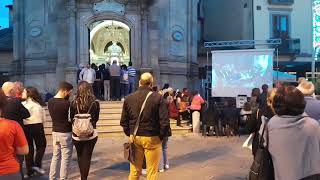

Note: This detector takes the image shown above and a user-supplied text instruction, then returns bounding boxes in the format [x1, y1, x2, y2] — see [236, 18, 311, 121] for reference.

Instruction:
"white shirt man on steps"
[79, 64, 96, 85]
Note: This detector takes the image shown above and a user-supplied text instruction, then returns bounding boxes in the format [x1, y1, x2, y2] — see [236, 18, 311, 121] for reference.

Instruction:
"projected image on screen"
[211, 49, 273, 97]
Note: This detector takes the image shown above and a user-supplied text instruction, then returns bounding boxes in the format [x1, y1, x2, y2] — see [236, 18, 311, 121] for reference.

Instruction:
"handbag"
[242, 133, 254, 150]
[249, 120, 275, 180]
[123, 91, 153, 163]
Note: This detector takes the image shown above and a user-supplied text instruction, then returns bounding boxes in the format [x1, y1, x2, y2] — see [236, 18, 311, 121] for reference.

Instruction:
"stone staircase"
[44, 101, 191, 138]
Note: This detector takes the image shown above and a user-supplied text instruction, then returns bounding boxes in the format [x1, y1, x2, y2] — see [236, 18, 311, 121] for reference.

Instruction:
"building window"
[271, 14, 290, 39]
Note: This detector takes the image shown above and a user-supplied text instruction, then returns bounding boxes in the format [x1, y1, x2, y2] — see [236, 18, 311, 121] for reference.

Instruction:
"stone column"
[67, 0, 77, 66]
[12, 0, 25, 80]
[140, 4, 151, 72]
[64, 0, 78, 86]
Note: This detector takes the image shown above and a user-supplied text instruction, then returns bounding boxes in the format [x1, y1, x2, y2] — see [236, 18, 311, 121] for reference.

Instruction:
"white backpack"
[72, 102, 95, 138]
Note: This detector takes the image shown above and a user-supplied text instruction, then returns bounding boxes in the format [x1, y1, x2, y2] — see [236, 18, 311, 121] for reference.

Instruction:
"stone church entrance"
[11, 0, 199, 92]
[89, 20, 131, 66]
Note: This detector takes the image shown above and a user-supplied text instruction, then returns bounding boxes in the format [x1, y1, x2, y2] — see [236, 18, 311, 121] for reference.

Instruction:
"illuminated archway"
[89, 20, 130, 65]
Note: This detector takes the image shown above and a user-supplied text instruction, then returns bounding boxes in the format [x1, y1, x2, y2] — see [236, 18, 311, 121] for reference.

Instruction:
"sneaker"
[32, 166, 45, 175]
[165, 164, 170, 169]
[159, 169, 165, 173]
[142, 169, 147, 175]
[24, 172, 35, 178]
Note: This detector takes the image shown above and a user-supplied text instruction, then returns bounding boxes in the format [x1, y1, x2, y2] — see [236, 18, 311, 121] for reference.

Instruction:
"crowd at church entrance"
[0, 72, 320, 180]
[77, 60, 137, 101]
[0, 72, 207, 180]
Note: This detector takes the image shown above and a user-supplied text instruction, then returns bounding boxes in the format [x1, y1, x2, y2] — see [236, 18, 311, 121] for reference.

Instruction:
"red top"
[0, 119, 28, 175]
[168, 102, 179, 119]
[190, 94, 205, 111]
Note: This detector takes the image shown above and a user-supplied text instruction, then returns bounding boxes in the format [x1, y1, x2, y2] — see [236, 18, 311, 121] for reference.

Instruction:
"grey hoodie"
[268, 115, 320, 180]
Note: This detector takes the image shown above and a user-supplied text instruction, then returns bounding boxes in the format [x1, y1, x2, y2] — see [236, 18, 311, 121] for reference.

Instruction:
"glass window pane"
[280, 16, 287, 31]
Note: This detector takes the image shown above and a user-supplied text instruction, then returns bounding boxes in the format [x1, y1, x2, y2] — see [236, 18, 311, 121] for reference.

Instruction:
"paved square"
[33, 135, 252, 180]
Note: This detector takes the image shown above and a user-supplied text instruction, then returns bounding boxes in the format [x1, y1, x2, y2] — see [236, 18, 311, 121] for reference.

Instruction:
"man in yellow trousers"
[120, 72, 170, 180]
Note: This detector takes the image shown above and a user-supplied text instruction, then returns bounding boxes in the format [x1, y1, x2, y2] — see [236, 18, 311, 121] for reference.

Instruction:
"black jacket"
[120, 86, 170, 139]
[245, 105, 274, 156]
[2, 96, 30, 126]
[102, 69, 110, 81]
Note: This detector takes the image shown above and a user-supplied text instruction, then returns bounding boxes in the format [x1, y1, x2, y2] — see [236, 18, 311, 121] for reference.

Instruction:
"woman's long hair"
[73, 81, 96, 111]
[25, 87, 46, 106]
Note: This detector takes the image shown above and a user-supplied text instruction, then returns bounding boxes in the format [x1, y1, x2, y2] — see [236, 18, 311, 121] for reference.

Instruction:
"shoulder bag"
[249, 120, 275, 180]
[123, 91, 153, 163]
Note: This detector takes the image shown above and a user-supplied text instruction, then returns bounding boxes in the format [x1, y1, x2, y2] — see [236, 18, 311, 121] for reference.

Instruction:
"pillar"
[140, 3, 151, 71]
[68, 0, 77, 66]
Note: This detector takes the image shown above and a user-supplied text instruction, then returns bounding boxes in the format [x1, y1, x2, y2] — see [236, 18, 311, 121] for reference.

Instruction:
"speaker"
[198, 67, 206, 79]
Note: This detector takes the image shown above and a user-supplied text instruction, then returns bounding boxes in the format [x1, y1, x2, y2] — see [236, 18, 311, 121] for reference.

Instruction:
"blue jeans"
[159, 137, 169, 170]
[49, 132, 73, 180]
[128, 76, 136, 94]
[121, 83, 129, 98]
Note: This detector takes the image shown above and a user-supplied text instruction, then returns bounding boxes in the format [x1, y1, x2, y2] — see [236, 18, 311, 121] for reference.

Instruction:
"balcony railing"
[268, 0, 294, 5]
[277, 38, 300, 56]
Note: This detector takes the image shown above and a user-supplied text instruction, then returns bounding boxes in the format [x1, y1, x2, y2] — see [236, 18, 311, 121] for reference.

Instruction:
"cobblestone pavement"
[29, 135, 252, 180]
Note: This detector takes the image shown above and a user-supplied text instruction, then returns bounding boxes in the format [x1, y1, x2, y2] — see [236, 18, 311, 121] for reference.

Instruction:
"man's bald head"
[2, 82, 15, 97]
[139, 72, 153, 87]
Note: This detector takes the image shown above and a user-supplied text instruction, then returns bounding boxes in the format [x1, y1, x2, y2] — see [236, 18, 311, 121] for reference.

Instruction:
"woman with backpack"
[21, 87, 47, 177]
[69, 81, 100, 180]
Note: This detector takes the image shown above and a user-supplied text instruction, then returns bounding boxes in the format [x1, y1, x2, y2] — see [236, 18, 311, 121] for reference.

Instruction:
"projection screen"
[211, 49, 274, 97]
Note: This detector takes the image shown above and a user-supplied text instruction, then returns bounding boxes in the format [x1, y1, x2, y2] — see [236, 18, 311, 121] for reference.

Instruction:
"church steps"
[44, 114, 122, 121]
[44, 101, 191, 138]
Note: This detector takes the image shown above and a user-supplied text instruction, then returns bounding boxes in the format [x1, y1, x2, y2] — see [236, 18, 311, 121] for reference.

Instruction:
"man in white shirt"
[79, 64, 96, 85]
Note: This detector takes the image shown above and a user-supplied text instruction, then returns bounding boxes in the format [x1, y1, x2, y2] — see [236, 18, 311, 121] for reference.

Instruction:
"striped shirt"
[127, 66, 136, 77]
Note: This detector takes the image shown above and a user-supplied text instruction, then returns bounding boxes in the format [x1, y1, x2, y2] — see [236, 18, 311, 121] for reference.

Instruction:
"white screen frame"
[211, 49, 274, 97]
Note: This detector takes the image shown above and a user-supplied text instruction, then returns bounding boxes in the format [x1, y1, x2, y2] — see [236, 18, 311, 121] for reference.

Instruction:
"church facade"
[11, 0, 199, 92]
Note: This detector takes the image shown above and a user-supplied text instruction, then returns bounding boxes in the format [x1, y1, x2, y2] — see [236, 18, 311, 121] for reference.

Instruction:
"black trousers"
[17, 155, 24, 179]
[93, 81, 102, 99]
[110, 76, 120, 100]
[73, 137, 98, 180]
[24, 123, 47, 175]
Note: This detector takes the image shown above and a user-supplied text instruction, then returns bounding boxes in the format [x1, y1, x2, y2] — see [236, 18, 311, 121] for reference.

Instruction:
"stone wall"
[0, 52, 13, 72]
[13, 0, 199, 92]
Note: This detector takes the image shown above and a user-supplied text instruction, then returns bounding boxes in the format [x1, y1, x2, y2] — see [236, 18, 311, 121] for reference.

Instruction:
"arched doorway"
[89, 20, 131, 66]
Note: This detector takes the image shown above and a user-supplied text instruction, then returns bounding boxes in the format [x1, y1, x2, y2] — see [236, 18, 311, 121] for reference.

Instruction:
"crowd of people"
[243, 79, 320, 180]
[0, 80, 102, 180]
[77, 61, 136, 101]
[0, 73, 320, 180]
[0, 73, 201, 180]
[155, 85, 206, 134]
